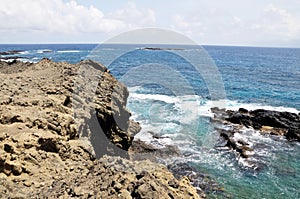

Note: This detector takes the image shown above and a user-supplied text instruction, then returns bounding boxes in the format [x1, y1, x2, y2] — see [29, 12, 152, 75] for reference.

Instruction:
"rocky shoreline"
[212, 107, 300, 170]
[0, 50, 25, 62]
[0, 59, 201, 198]
[1, 58, 299, 198]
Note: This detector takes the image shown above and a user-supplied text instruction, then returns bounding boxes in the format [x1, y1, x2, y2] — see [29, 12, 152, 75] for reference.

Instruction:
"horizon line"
[0, 42, 299, 49]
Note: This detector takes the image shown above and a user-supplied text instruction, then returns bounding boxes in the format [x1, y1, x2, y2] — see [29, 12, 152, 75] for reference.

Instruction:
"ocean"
[1, 44, 299, 198]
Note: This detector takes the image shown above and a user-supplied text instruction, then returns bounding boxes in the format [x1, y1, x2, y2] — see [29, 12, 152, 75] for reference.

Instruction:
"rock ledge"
[0, 59, 200, 198]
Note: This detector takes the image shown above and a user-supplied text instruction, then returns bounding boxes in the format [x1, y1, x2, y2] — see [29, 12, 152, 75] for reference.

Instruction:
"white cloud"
[170, 15, 207, 39]
[170, 11, 236, 44]
[170, 3, 300, 46]
[0, 0, 125, 33]
[1, 0, 300, 46]
[231, 16, 243, 27]
[258, 4, 300, 39]
[0, 0, 156, 35]
[110, 2, 156, 28]
[239, 4, 300, 46]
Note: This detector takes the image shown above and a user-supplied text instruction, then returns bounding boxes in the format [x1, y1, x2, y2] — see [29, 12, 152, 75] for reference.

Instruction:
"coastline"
[0, 57, 299, 198]
[0, 59, 201, 198]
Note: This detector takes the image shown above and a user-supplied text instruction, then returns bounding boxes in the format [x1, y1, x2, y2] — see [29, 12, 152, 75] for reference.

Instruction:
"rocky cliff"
[0, 59, 200, 198]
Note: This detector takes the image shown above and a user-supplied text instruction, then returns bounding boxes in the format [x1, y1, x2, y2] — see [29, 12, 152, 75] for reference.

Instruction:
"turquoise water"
[1, 44, 299, 198]
[128, 93, 300, 198]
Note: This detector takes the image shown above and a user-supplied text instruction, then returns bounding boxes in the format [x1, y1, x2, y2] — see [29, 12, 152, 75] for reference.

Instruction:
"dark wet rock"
[0, 50, 23, 55]
[226, 112, 252, 128]
[286, 128, 300, 141]
[141, 47, 184, 51]
[238, 108, 249, 113]
[0, 56, 25, 61]
[130, 134, 229, 198]
[210, 107, 228, 124]
[0, 50, 26, 63]
[211, 107, 300, 171]
[129, 138, 180, 162]
[219, 128, 253, 159]
[168, 163, 230, 198]
[224, 108, 300, 141]
[250, 109, 298, 129]
[219, 130, 235, 140]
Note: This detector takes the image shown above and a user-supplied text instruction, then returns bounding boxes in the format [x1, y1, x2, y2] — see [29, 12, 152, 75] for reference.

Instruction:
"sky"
[0, 0, 300, 47]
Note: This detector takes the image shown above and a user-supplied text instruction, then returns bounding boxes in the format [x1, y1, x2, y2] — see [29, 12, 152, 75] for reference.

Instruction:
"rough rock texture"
[70, 59, 141, 158]
[167, 163, 229, 198]
[211, 107, 300, 170]
[0, 59, 200, 198]
[129, 132, 223, 198]
[225, 108, 300, 141]
[0, 58, 140, 157]
[0, 155, 200, 198]
[0, 60, 32, 73]
[129, 132, 181, 163]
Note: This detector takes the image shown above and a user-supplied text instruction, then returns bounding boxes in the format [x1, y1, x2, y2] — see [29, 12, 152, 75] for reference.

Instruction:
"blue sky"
[1, 0, 300, 47]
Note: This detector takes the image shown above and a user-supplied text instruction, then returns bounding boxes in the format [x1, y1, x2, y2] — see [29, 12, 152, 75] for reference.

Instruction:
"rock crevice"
[0, 59, 200, 198]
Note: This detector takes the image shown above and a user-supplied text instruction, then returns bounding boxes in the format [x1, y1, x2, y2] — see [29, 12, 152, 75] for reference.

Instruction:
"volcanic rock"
[0, 59, 200, 198]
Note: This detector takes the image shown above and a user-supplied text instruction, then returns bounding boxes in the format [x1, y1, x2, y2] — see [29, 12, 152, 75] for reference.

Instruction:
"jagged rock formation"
[211, 107, 300, 170]
[0, 59, 200, 198]
[222, 108, 300, 141]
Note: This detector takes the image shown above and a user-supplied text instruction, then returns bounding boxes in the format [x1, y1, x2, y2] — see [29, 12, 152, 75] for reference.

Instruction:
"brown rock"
[0, 59, 201, 198]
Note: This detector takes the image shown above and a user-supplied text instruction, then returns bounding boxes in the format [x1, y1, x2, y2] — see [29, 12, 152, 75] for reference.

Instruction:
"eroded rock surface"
[225, 108, 300, 141]
[211, 107, 300, 170]
[0, 59, 200, 198]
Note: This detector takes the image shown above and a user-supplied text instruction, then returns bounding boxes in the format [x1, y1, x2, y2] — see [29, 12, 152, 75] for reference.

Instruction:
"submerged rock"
[167, 163, 230, 198]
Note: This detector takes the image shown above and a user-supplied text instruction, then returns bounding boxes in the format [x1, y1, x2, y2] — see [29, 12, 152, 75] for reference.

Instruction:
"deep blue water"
[1, 44, 300, 198]
[207, 46, 300, 110]
[1, 44, 299, 110]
